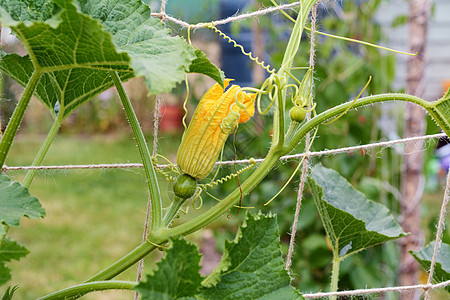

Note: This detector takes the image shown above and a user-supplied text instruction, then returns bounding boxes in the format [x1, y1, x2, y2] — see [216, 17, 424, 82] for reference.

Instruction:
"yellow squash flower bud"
[177, 80, 256, 179]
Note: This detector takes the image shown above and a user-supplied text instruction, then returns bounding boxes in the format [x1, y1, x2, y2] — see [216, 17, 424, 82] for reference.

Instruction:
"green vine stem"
[270, 0, 319, 148]
[278, 0, 319, 74]
[284, 93, 432, 153]
[37, 280, 136, 300]
[86, 239, 159, 282]
[109, 71, 163, 230]
[22, 114, 63, 188]
[162, 196, 188, 227]
[330, 250, 341, 300]
[161, 150, 282, 238]
[0, 70, 41, 167]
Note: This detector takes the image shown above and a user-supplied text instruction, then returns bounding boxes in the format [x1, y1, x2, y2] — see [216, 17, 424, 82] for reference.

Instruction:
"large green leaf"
[135, 238, 203, 300]
[0, 53, 132, 118]
[78, 0, 224, 88]
[308, 164, 406, 258]
[0, 0, 54, 22]
[411, 242, 450, 293]
[199, 213, 302, 300]
[136, 214, 302, 300]
[77, 0, 198, 95]
[0, 0, 133, 118]
[0, 175, 45, 236]
[0, 0, 223, 119]
[0, 238, 28, 287]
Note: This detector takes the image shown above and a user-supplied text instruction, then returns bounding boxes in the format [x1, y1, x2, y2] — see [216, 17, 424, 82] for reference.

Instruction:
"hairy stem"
[284, 93, 430, 153]
[164, 149, 282, 238]
[22, 115, 63, 188]
[109, 71, 162, 230]
[37, 281, 136, 300]
[330, 250, 341, 300]
[162, 196, 188, 227]
[0, 70, 41, 167]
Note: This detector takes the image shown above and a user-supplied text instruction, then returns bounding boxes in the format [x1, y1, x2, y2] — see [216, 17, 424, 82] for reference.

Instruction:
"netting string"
[150, 1, 305, 29]
[285, 1, 319, 271]
[302, 280, 450, 298]
[4, 133, 445, 171]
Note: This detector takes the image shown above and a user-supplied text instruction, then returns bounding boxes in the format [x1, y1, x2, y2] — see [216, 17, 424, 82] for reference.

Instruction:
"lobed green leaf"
[135, 238, 203, 300]
[0, 238, 28, 263]
[308, 164, 406, 258]
[0, 0, 224, 119]
[136, 214, 302, 299]
[0, 175, 45, 236]
[199, 213, 302, 300]
[0, 238, 28, 288]
[0, 264, 10, 287]
[0, 0, 54, 22]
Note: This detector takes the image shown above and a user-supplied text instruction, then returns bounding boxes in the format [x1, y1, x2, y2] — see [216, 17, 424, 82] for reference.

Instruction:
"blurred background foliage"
[1, 0, 448, 299]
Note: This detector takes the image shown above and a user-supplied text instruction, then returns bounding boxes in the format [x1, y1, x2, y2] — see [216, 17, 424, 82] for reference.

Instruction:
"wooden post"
[400, 1, 432, 299]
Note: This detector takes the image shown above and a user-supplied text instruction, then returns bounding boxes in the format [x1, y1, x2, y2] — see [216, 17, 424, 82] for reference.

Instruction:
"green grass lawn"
[5, 133, 182, 299]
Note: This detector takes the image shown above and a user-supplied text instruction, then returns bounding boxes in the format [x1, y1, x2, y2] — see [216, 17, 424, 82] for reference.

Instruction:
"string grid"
[5, 1, 449, 298]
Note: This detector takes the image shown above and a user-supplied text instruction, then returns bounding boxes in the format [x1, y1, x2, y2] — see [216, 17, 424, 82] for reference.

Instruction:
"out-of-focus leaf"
[411, 241, 450, 293]
[0, 175, 45, 236]
[0, 238, 28, 288]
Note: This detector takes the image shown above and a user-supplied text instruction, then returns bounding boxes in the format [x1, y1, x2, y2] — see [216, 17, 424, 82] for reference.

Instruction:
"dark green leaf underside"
[0, 0, 223, 119]
[136, 214, 302, 300]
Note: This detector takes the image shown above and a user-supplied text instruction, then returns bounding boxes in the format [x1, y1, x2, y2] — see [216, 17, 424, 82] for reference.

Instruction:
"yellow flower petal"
[177, 81, 255, 179]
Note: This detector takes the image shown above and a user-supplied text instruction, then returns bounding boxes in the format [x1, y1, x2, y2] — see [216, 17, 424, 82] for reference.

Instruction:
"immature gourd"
[173, 174, 197, 199]
[290, 106, 307, 123]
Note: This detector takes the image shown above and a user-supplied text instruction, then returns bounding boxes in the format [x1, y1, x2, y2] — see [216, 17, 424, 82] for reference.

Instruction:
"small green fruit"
[173, 174, 197, 199]
[290, 106, 307, 123]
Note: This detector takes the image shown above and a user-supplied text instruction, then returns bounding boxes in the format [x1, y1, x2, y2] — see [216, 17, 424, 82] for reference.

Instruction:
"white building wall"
[376, 0, 450, 100]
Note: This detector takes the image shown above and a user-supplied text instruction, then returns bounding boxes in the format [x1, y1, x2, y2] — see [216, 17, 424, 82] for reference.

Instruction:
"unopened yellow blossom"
[177, 80, 256, 179]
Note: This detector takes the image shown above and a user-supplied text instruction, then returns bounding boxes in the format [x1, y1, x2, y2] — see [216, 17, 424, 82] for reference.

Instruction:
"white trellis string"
[285, 1, 319, 271]
[302, 280, 450, 298]
[150, 1, 306, 29]
[3, 133, 445, 171]
[424, 168, 450, 300]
